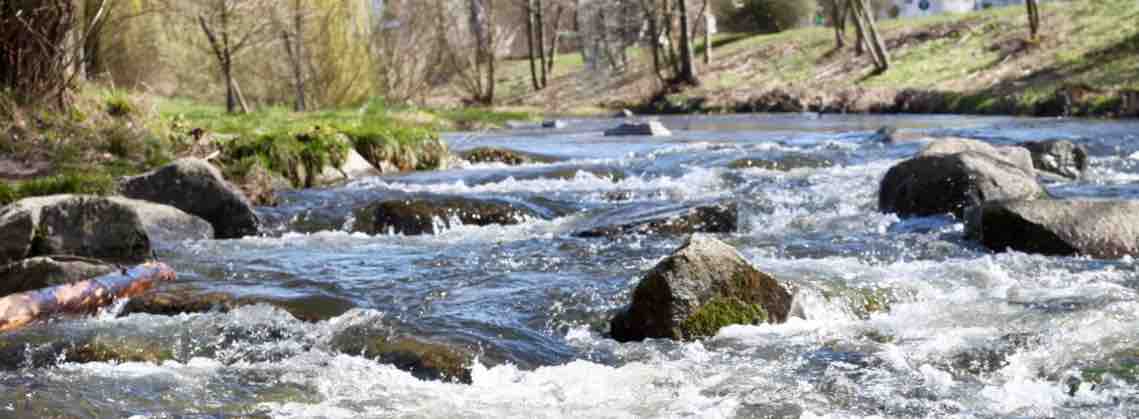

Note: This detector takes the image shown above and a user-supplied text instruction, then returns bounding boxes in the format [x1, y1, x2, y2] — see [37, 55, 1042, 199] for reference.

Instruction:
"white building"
[893, 0, 977, 18]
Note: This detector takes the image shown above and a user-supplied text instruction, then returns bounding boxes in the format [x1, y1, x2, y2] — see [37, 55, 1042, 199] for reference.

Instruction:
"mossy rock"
[680, 297, 768, 338]
[0, 334, 174, 369]
[458, 147, 560, 166]
[820, 286, 894, 319]
[330, 327, 472, 383]
[727, 155, 835, 171]
[610, 234, 792, 342]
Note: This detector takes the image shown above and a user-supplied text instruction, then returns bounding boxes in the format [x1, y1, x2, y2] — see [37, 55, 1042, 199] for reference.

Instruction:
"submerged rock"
[574, 202, 737, 238]
[0, 256, 116, 297]
[120, 158, 261, 239]
[727, 155, 835, 171]
[966, 199, 1139, 258]
[458, 147, 560, 166]
[879, 151, 1048, 218]
[354, 196, 542, 236]
[869, 126, 897, 143]
[609, 234, 792, 342]
[0, 334, 174, 369]
[121, 290, 357, 322]
[542, 120, 567, 129]
[604, 121, 671, 137]
[1020, 139, 1089, 179]
[0, 195, 211, 265]
[330, 326, 473, 383]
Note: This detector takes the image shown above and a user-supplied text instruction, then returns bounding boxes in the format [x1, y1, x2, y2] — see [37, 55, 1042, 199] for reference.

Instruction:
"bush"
[222, 126, 351, 188]
[104, 91, 136, 118]
[715, 0, 819, 34]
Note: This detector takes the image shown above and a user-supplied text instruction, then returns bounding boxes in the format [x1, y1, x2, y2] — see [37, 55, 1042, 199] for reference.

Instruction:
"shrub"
[222, 126, 350, 188]
[715, 0, 819, 34]
[104, 91, 136, 118]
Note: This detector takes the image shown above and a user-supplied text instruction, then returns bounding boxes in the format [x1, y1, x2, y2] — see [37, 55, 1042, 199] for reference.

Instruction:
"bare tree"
[849, 0, 888, 73]
[279, 0, 309, 111]
[828, 0, 847, 49]
[1, 0, 113, 107]
[196, 0, 275, 113]
[1025, 0, 1040, 40]
[675, 0, 698, 85]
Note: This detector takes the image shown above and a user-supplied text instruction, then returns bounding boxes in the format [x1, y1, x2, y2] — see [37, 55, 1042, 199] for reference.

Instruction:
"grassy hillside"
[494, 0, 1139, 117]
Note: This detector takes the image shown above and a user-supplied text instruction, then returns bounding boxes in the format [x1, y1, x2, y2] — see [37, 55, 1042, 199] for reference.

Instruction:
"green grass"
[493, 0, 1139, 116]
[0, 173, 118, 206]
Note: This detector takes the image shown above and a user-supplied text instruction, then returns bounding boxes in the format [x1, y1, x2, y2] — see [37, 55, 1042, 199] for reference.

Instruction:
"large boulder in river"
[574, 202, 738, 238]
[918, 138, 1035, 174]
[354, 196, 543, 236]
[609, 235, 792, 342]
[0, 256, 116, 297]
[1019, 139, 1088, 179]
[120, 158, 260, 239]
[0, 195, 212, 265]
[966, 199, 1139, 258]
[879, 151, 1048, 218]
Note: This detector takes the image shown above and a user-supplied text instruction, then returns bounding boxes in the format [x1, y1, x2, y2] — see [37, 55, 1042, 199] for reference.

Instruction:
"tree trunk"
[858, 0, 889, 72]
[831, 0, 846, 49]
[1026, 0, 1040, 40]
[676, 0, 698, 85]
[546, 5, 564, 74]
[290, 0, 307, 111]
[535, 0, 547, 88]
[702, 0, 710, 65]
[525, 0, 540, 91]
[484, 0, 496, 104]
[847, 0, 864, 55]
[0, 263, 176, 333]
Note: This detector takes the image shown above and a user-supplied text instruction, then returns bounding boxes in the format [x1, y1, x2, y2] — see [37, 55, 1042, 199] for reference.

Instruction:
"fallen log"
[0, 262, 176, 332]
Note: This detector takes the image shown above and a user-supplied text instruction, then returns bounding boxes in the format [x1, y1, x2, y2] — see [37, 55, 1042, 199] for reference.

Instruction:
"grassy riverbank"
[495, 0, 1138, 117]
[0, 90, 538, 205]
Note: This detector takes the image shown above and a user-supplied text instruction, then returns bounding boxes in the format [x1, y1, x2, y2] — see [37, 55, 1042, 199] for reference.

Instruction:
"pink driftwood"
[0, 262, 176, 332]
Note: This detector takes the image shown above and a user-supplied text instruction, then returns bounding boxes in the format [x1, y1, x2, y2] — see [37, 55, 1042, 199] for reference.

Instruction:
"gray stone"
[354, 196, 543, 236]
[919, 138, 1035, 174]
[315, 147, 381, 185]
[879, 151, 1048, 218]
[0, 195, 211, 265]
[609, 234, 792, 342]
[1020, 139, 1089, 179]
[574, 202, 738, 238]
[966, 199, 1139, 259]
[604, 121, 672, 137]
[120, 158, 260, 239]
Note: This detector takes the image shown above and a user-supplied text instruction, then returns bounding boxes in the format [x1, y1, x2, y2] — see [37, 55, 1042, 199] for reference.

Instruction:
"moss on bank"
[0, 173, 118, 206]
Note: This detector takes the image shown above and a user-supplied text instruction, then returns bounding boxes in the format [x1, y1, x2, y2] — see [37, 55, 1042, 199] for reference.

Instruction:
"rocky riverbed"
[2, 114, 1139, 418]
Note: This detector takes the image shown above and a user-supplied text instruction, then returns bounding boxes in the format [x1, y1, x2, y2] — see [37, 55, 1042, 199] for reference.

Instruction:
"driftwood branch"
[0, 262, 176, 332]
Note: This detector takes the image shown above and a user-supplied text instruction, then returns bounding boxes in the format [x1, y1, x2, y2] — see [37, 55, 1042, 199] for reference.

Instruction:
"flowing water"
[3, 114, 1139, 418]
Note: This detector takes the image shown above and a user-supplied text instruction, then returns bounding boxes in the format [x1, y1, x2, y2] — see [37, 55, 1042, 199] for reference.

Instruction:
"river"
[3, 114, 1139, 418]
